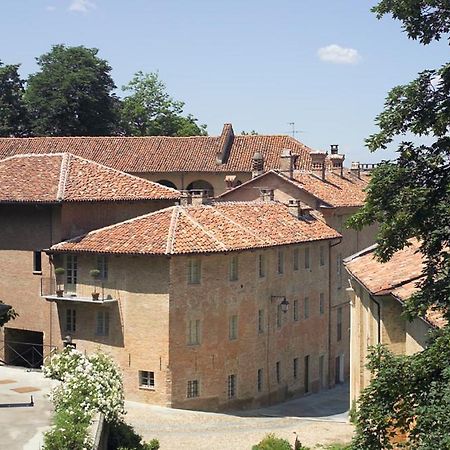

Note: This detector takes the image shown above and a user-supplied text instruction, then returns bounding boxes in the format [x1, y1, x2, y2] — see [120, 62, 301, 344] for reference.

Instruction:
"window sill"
[33, 271, 42, 275]
[139, 386, 155, 391]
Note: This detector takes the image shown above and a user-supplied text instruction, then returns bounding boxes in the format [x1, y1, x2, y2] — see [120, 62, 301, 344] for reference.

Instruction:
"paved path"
[0, 365, 56, 450]
[126, 384, 353, 450]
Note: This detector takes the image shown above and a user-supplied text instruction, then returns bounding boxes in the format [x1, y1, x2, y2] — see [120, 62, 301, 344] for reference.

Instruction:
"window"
[293, 248, 299, 271]
[187, 380, 199, 398]
[319, 293, 325, 315]
[65, 308, 76, 332]
[229, 315, 238, 340]
[66, 254, 78, 286]
[97, 255, 108, 280]
[33, 251, 42, 273]
[293, 358, 298, 379]
[320, 246, 325, 266]
[188, 258, 201, 284]
[139, 370, 155, 389]
[96, 310, 110, 336]
[229, 255, 238, 281]
[293, 300, 299, 321]
[257, 368, 263, 392]
[188, 319, 201, 345]
[276, 303, 282, 328]
[337, 253, 342, 288]
[304, 247, 310, 269]
[277, 249, 284, 274]
[227, 374, 236, 399]
[258, 309, 264, 334]
[337, 307, 342, 341]
[276, 361, 281, 384]
[258, 254, 266, 278]
[304, 355, 310, 393]
[304, 297, 309, 319]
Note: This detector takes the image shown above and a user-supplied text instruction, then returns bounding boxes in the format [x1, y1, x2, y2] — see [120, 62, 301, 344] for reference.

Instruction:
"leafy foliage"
[349, 1, 450, 448]
[44, 347, 125, 422]
[119, 71, 207, 136]
[252, 434, 295, 450]
[25, 44, 119, 136]
[108, 421, 160, 450]
[372, 0, 450, 44]
[0, 61, 29, 136]
[0, 300, 18, 327]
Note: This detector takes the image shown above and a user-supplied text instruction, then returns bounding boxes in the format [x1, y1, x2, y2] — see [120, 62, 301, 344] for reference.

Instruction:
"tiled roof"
[344, 240, 445, 328]
[50, 201, 341, 255]
[218, 169, 368, 207]
[0, 125, 314, 173]
[0, 153, 179, 203]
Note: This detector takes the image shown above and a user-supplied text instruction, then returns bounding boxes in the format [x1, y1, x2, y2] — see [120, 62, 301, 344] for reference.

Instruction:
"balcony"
[40, 278, 118, 305]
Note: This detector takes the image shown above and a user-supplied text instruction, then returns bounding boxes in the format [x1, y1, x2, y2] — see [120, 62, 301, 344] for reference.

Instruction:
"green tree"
[0, 300, 18, 327]
[0, 61, 29, 136]
[119, 71, 206, 136]
[349, 1, 450, 448]
[25, 45, 119, 136]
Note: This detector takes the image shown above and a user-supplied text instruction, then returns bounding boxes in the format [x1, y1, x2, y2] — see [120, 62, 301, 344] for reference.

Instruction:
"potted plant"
[54, 267, 65, 297]
[90, 269, 101, 300]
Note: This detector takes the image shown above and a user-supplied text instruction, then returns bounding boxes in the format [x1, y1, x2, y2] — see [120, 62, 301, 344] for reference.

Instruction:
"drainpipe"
[328, 237, 342, 388]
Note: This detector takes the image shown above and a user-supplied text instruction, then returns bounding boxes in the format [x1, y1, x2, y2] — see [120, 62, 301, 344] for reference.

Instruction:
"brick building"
[344, 240, 445, 402]
[217, 150, 378, 386]
[42, 199, 341, 410]
[0, 153, 179, 367]
[0, 124, 324, 196]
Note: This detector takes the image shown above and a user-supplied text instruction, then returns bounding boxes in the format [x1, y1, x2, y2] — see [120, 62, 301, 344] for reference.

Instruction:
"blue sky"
[1, 0, 448, 162]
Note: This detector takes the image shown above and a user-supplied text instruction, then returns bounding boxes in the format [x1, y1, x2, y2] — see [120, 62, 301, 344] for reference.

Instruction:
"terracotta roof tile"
[218, 169, 368, 207]
[50, 201, 341, 255]
[345, 240, 446, 329]
[0, 153, 179, 203]
[0, 126, 314, 173]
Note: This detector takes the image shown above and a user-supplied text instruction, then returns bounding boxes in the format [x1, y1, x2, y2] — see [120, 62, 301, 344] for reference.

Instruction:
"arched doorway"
[157, 180, 177, 189]
[186, 180, 214, 197]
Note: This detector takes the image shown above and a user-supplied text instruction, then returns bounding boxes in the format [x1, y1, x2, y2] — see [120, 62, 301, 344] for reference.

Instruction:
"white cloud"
[69, 0, 96, 13]
[317, 44, 361, 65]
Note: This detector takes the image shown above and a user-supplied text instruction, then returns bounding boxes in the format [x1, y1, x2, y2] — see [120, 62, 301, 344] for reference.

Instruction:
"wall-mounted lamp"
[280, 298, 289, 314]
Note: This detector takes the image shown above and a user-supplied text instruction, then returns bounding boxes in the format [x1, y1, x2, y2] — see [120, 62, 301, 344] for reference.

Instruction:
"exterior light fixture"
[280, 298, 289, 313]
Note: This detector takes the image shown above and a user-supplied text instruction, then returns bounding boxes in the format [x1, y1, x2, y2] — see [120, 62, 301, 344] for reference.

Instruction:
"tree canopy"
[25, 45, 118, 136]
[120, 71, 207, 136]
[349, 1, 450, 448]
[0, 61, 29, 137]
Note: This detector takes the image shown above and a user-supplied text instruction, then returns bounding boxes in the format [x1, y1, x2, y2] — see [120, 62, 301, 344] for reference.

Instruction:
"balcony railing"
[40, 278, 118, 304]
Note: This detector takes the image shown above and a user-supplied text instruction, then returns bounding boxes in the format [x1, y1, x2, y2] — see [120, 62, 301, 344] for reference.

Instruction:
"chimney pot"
[350, 161, 361, 179]
[190, 190, 209, 205]
[252, 151, 264, 178]
[310, 152, 327, 180]
[279, 148, 295, 179]
[179, 190, 192, 207]
[330, 144, 339, 155]
[259, 188, 274, 202]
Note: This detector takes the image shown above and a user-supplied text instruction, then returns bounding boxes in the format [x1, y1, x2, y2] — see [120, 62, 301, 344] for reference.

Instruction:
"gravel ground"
[125, 384, 353, 450]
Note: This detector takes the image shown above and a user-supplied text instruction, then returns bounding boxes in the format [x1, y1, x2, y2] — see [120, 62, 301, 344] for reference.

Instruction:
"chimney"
[350, 161, 361, 179]
[225, 175, 237, 190]
[310, 152, 327, 180]
[330, 144, 339, 155]
[190, 190, 209, 205]
[279, 148, 294, 179]
[179, 190, 192, 207]
[252, 152, 264, 178]
[288, 199, 311, 218]
[216, 123, 234, 165]
[259, 188, 274, 202]
[330, 153, 345, 178]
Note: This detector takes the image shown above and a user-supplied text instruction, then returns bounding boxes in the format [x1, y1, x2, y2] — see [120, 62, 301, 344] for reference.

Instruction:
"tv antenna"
[287, 122, 304, 138]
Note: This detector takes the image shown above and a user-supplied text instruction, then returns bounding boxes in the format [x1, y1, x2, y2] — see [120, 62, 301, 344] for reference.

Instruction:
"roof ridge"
[56, 153, 71, 201]
[181, 207, 228, 252]
[165, 206, 180, 254]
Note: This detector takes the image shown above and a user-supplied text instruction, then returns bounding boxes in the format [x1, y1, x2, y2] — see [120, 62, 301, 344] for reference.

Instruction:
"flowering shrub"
[44, 347, 125, 422]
